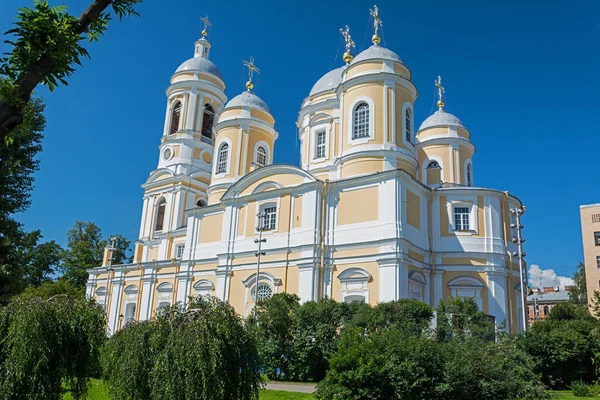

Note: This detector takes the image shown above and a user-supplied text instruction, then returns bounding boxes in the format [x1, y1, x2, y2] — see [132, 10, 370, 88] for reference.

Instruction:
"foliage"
[347, 298, 433, 336]
[436, 297, 497, 341]
[19, 277, 84, 300]
[591, 291, 600, 319]
[0, 296, 106, 400]
[571, 381, 591, 397]
[569, 261, 588, 306]
[62, 221, 131, 287]
[101, 296, 262, 400]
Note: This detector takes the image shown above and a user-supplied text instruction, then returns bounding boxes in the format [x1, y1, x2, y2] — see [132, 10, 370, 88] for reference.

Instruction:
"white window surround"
[242, 272, 282, 315]
[401, 102, 414, 146]
[123, 284, 139, 321]
[214, 138, 232, 176]
[448, 276, 484, 310]
[154, 196, 167, 233]
[409, 271, 426, 301]
[447, 199, 479, 235]
[252, 282, 273, 301]
[311, 124, 330, 162]
[422, 157, 444, 185]
[347, 96, 375, 145]
[253, 140, 270, 167]
[338, 267, 371, 304]
[256, 199, 280, 234]
[193, 279, 214, 297]
[174, 243, 185, 259]
[95, 286, 107, 309]
[464, 159, 473, 187]
[156, 282, 173, 307]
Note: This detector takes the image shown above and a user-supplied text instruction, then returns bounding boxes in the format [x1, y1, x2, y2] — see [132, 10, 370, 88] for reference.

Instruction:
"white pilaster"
[487, 271, 509, 331]
[297, 263, 317, 303]
[378, 259, 398, 302]
[215, 269, 231, 302]
[185, 92, 198, 130]
[423, 270, 432, 306]
[139, 273, 155, 321]
[433, 270, 444, 308]
[176, 266, 191, 308]
[399, 263, 409, 299]
[107, 272, 124, 335]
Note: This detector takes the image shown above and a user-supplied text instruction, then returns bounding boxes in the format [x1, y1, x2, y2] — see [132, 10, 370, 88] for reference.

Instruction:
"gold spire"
[435, 75, 445, 110]
[340, 25, 355, 64]
[243, 56, 261, 91]
[370, 5, 383, 45]
[200, 15, 211, 38]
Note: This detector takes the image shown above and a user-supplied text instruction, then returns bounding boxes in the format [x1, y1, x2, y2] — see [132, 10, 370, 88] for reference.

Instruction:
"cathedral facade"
[87, 13, 526, 334]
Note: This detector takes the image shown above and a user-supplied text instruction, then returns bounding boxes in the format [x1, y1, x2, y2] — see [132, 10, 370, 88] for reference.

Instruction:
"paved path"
[265, 382, 316, 393]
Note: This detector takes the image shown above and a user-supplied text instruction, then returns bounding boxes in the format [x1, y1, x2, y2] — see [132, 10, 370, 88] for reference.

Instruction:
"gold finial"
[243, 56, 261, 91]
[200, 15, 211, 38]
[435, 75, 445, 109]
[340, 25, 355, 64]
[369, 5, 383, 45]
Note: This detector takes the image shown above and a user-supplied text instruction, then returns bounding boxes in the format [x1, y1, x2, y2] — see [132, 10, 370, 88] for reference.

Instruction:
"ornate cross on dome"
[340, 25, 355, 64]
[435, 76, 445, 110]
[200, 15, 211, 38]
[370, 5, 383, 45]
[243, 56, 261, 91]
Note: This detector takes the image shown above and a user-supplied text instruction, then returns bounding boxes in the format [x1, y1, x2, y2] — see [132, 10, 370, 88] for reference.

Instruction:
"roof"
[419, 109, 465, 131]
[309, 66, 344, 96]
[351, 44, 402, 64]
[526, 291, 570, 302]
[175, 56, 222, 79]
[224, 91, 270, 113]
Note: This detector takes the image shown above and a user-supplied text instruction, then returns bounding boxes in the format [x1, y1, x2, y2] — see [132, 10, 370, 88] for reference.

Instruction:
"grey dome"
[419, 109, 465, 131]
[175, 56, 222, 79]
[225, 91, 270, 113]
[352, 45, 402, 64]
[309, 66, 344, 96]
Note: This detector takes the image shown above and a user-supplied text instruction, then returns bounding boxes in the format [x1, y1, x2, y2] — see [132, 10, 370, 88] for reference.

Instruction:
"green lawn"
[550, 390, 596, 399]
[63, 379, 314, 399]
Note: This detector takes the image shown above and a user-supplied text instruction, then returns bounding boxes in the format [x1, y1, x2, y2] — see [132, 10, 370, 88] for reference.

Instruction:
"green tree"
[436, 297, 497, 341]
[569, 261, 587, 306]
[348, 298, 433, 336]
[0, 295, 106, 400]
[0, 0, 141, 143]
[101, 296, 262, 400]
[591, 290, 600, 318]
[19, 278, 84, 300]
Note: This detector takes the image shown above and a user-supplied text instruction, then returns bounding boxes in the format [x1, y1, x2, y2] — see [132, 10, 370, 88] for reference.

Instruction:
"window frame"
[200, 103, 215, 140]
[405, 107, 413, 144]
[215, 141, 230, 175]
[175, 243, 185, 259]
[252, 282, 273, 302]
[454, 206, 471, 231]
[253, 141, 269, 168]
[315, 129, 327, 159]
[154, 197, 167, 232]
[347, 97, 375, 144]
[594, 232, 600, 246]
[447, 199, 479, 234]
[352, 102, 370, 140]
[169, 100, 182, 135]
[596, 255, 600, 269]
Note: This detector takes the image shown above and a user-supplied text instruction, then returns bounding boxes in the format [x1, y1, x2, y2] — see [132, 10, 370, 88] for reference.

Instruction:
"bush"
[101, 296, 261, 400]
[571, 380, 590, 397]
[0, 296, 106, 400]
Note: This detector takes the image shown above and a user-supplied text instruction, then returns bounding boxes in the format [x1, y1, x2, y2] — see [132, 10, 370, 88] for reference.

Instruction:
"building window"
[352, 102, 370, 139]
[543, 305, 549, 316]
[155, 198, 166, 232]
[593, 214, 600, 224]
[454, 206, 470, 231]
[252, 283, 273, 302]
[405, 108, 412, 144]
[260, 205, 277, 231]
[596, 255, 600, 268]
[315, 130, 326, 159]
[196, 199, 207, 207]
[175, 243, 185, 259]
[201, 104, 215, 139]
[216, 143, 228, 174]
[170, 101, 181, 135]
[594, 232, 600, 246]
[466, 163, 472, 186]
[255, 146, 267, 167]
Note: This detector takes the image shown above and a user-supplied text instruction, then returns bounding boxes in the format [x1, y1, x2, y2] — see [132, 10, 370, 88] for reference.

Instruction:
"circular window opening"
[252, 283, 273, 302]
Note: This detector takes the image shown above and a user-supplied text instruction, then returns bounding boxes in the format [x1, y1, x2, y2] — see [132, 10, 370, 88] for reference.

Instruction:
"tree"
[569, 261, 587, 306]
[0, 295, 106, 400]
[101, 296, 262, 400]
[436, 297, 497, 342]
[348, 298, 433, 336]
[591, 290, 600, 318]
[19, 278, 84, 300]
[0, 0, 141, 143]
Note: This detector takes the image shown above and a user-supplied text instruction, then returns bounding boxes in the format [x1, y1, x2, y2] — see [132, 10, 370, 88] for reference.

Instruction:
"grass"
[550, 390, 596, 399]
[63, 379, 315, 399]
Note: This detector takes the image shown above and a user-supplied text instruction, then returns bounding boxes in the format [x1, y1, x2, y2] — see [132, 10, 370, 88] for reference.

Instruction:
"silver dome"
[309, 66, 344, 96]
[225, 91, 270, 113]
[352, 45, 402, 64]
[419, 109, 465, 131]
[175, 56, 222, 79]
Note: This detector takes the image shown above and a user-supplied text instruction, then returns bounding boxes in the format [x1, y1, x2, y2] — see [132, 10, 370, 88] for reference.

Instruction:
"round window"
[162, 147, 172, 161]
[252, 283, 273, 302]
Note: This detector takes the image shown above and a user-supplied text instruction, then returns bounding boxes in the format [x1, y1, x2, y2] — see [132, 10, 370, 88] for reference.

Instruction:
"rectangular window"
[596, 255, 600, 268]
[262, 206, 277, 231]
[175, 244, 185, 259]
[595, 232, 600, 246]
[593, 214, 600, 223]
[315, 130, 326, 159]
[454, 207, 470, 231]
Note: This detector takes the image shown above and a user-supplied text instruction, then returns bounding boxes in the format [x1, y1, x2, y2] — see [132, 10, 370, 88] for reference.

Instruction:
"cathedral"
[86, 9, 526, 334]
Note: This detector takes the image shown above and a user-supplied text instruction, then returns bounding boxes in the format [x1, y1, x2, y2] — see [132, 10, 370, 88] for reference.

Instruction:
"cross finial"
[340, 25, 355, 64]
[435, 76, 445, 110]
[243, 56, 261, 91]
[200, 15, 211, 38]
[369, 5, 383, 45]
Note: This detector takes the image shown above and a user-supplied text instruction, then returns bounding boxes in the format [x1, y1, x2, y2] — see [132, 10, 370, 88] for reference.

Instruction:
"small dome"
[309, 66, 344, 96]
[352, 45, 402, 64]
[419, 109, 465, 131]
[175, 56, 222, 79]
[225, 91, 270, 113]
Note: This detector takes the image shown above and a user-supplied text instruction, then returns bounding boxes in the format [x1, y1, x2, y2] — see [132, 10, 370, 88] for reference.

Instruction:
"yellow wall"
[213, 126, 239, 180]
[237, 205, 246, 237]
[245, 129, 274, 175]
[342, 84, 384, 150]
[199, 212, 223, 243]
[340, 157, 384, 179]
[337, 186, 379, 225]
[406, 189, 421, 229]
[331, 262, 379, 305]
[442, 271, 489, 314]
[345, 62, 383, 79]
[293, 195, 303, 229]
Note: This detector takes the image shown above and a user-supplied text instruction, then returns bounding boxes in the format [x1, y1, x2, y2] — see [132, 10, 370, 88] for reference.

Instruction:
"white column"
[378, 259, 398, 302]
[107, 272, 124, 335]
[297, 263, 316, 304]
[185, 92, 198, 131]
[176, 267, 191, 308]
[323, 264, 333, 299]
[487, 271, 509, 331]
[399, 263, 409, 299]
[215, 269, 231, 302]
[195, 95, 205, 131]
[423, 270, 432, 306]
[433, 270, 444, 308]
[138, 197, 149, 238]
[163, 99, 172, 137]
[85, 273, 96, 299]
[139, 274, 155, 321]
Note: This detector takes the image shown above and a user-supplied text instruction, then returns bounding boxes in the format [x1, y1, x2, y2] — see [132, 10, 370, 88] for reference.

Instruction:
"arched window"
[252, 282, 273, 302]
[170, 101, 181, 135]
[216, 143, 228, 174]
[543, 305, 549, 316]
[405, 108, 412, 144]
[466, 163, 472, 186]
[427, 160, 440, 168]
[155, 198, 166, 232]
[255, 146, 267, 167]
[201, 104, 215, 140]
[196, 199, 207, 207]
[352, 102, 370, 139]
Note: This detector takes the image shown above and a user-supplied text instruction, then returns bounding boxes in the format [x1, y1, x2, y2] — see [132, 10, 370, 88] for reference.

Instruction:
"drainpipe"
[319, 180, 329, 300]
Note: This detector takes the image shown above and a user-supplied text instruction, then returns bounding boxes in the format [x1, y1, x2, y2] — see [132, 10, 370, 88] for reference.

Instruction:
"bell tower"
[133, 17, 227, 263]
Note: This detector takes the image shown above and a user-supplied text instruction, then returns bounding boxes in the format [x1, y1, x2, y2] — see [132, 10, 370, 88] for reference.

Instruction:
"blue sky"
[1, 0, 598, 282]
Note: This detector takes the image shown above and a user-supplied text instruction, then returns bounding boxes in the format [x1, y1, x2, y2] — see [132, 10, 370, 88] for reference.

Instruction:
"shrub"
[571, 380, 590, 397]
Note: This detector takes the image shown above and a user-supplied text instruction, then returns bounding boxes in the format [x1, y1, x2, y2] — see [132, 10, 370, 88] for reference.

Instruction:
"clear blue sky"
[1, 0, 598, 281]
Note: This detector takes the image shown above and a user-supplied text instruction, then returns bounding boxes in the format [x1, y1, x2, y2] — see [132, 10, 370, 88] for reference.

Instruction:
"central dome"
[419, 109, 465, 131]
[352, 45, 402, 64]
[176, 56, 222, 79]
[225, 91, 270, 113]
[309, 66, 344, 96]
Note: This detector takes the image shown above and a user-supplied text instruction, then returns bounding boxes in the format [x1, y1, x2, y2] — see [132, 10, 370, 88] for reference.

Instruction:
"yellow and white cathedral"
[87, 11, 526, 334]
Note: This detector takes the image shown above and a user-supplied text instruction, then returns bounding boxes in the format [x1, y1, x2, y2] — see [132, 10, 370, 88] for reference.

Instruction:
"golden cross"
[435, 76, 445, 109]
[370, 5, 383, 37]
[339, 25, 355, 53]
[243, 56, 261, 90]
[200, 15, 211, 37]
